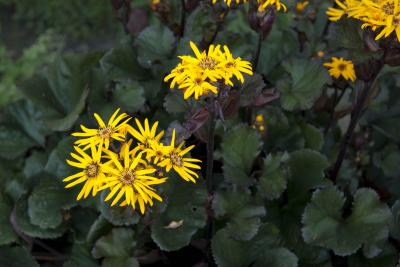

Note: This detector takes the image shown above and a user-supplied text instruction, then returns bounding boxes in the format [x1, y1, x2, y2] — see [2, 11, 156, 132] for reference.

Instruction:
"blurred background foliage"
[0, 0, 400, 267]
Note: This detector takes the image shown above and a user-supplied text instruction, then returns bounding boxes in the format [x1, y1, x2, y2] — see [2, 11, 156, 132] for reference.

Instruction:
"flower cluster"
[64, 108, 202, 214]
[327, 0, 400, 42]
[323, 57, 357, 81]
[164, 41, 253, 100]
[212, 0, 287, 12]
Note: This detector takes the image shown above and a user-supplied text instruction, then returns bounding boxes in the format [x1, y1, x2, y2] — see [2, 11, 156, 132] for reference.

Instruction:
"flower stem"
[205, 98, 216, 265]
[253, 31, 263, 71]
[329, 76, 379, 182]
[180, 0, 186, 37]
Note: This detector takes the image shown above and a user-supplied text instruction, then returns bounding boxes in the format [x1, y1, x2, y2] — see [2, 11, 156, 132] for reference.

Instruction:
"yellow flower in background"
[327, 0, 400, 42]
[296, 1, 309, 12]
[72, 108, 130, 150]
[212, 0, 249, 6]
[258, 0, 287, 12]
[127, 118, 164, 151]
[158, 130, 202, 182]
[101, 143, 167, 214]
[63, 144, 105, 200]
[164, 41, 253, 100]
[323, 57, 356, 81]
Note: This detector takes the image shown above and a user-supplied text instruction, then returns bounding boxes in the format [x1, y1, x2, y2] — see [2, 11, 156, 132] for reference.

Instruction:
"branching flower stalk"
[330, 66, 383, 182]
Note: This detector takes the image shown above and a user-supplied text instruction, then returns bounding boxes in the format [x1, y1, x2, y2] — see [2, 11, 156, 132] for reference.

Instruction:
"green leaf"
[102, 257, 139, 267]
[86, 216, 113, 245]
[45, 137, 74, 179]
[390, 200, 400, 240]
[373, 144, 400, 178]
[28, 178, 74, 229]
[70, 207, 98, 242]
[212, 229, 251, 267]
[64, 244, 100, 267]
[212, 189, 266, 241]
[302, 187, 392, 256]
[151, 179, 207, 251]
[113, 82, 145, 112]
[45, 86, 89, 131]
[100, 45, 149, 82]
[212, 224, 298, 267]
[300, 123, 324, 151]
[348, 244, 398, 267]
[0, 193, 17, 245]
[258, 153, 289, 200]
[0, 246, 39, 267]
[23, 151, 48, 179]
[221, 125, 262, 185]
[0, 125, 35, 160]
[92, 228, 136, 259]
[164, 91, 187, 114]
[239, 74, 266, 107]
[99, 190, 140, 226]
[287, 149, 329, 196]
[134, 23, 175, 68]
[7, 100, 50, 146]
[14, 195, 67, 239]
[278, 59, 330, 111]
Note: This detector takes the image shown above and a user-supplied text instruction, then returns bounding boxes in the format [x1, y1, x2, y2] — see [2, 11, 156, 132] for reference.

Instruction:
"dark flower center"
[120, 170, 136, 185]
[170, 152, 183, 167]
[85, 164, 99, 178]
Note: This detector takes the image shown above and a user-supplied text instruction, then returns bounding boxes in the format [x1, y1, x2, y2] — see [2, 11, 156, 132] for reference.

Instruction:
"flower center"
[156, 150, 163, 158]
[85, 164, 99, 178]
[194, 78, 203, 84]
[120, 170, 136, 185]
[225, 61, 236, 68]
[394, 16, 400, 25]
[199, 57, 216, 70]
[170, 152, 183, 167]
[98, 127, 112, 138]
[382, 2, 395, 15]
[338, 63, 347, 71]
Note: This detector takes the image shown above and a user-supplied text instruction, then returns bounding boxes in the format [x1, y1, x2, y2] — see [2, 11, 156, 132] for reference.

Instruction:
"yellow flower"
[255, 114, 264, 123]
[179, 72, 218, 100]
[212, 0, 249, 6]
[258, 0, 287, 12]
[317, 50, 325, 58]
[220, 45, 253, 86]
[63, 144, 105, 200]
[180, 41, 225, 81]
[101, 143, 167, 214]
[158, 130, 202, 182]
[164, 63, 189, 89]
[146, 140, 167, 164]
[127, 118, 164, 150]
[326, 0, 349, 21]
[323, 57, 356, 82]
[72, 108, 130, 150]
[296, 1, 309, 12]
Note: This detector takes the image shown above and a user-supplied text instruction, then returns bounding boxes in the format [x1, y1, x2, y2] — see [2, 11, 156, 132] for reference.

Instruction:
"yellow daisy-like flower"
[258, 0, 287, 12]
[72, 108, 130, 150]
[180, 42, 225, 81]
[326, 0, 349, 21]
[179, 72, 218, 100]
[127, 118, 164, 150]
[220, 45, 253, 86]
[158, 130, 202, 183]
[101, 143, 167, 214]
[63, 143, 105, 200]
[323, 57, 356, 82]
[146, 140, 167, 164]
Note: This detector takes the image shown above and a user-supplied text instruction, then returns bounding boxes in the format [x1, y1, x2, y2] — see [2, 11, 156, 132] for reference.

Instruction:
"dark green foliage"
[0, 0, 400, 266]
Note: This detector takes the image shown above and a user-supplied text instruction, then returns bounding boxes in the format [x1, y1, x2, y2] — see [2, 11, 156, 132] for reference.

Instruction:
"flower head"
[158, 130, 202, 182]
[258, 0, 287, 12]
[164, 41, 253, 100]
[127, 118, 164, 151]
[323, 57, 356, 81]
[101, 143, 167, 214]
[72, 108, 130, 150]
[63, 144, 105, 200]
